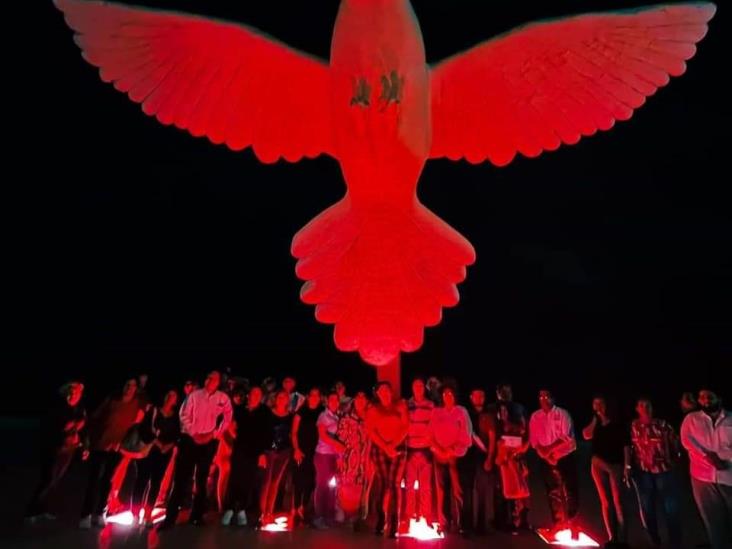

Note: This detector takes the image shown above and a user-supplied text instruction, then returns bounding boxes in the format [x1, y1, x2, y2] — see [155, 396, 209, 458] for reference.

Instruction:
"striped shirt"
[407, 397, 434, 449]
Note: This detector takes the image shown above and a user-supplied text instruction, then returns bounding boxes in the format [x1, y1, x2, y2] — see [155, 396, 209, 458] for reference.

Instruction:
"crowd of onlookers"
[23, 371, 731, 549]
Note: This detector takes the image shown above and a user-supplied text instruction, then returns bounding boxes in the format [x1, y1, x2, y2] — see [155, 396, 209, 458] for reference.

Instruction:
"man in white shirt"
[160, 371, 233, 529]
[529, 389, 579, 540]
[680, 389, 732, 549]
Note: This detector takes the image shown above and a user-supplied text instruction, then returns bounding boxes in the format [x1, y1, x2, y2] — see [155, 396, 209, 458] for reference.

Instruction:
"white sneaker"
[235, 511, 247, 526]
[92, 514, 107, 528]
[221, 510, 234, 526]
[79, 515, 92, 529]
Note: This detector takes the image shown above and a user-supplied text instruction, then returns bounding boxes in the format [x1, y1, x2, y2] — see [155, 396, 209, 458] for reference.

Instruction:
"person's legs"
[633, 470, 661, 546]
[145, 450, 172, 516]
[94, 451, 123, 516]
[27, 447, 74, 517]
[386, 450, 406, 533]
[261, 451, 291, 518]
[591, 457, 615, 541]
[691, 478, 732, 549]
[558, 454, 579, 524]
[404, 450, 420, 520]
[80, 451, 105, 519]
[370, 446, 390, 532]
[131, 452, 154, 513]
[314, 452, 332, 521]
[434, 461, 448, 529]
[541, 459, 564, 527]
[473, 465, 493, 533]
[191, 440, 218, 521]
[417, 451, 435, 523]
[606, 462, 626, 542]
[164, 436, 196, 526]
[656, 470, 682, 549]
[457, 455, 474, 533]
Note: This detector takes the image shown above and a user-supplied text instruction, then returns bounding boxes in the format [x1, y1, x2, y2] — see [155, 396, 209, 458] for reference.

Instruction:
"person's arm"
[291, 414, 303, 462]
[623, 444, 633, 483]
[139, 407, 156, 444]
[454, 407, 473, 456]
[216, 394, 234, 438]
[717, 417, 732, 461]
[680, 414, 710, 461]
[179, 393, 195, 436]
[390, 401, 409, 449]
[583, 415, 598, 441]
[529, 413, 543, 451]
[318, 421, 345, 453]
[365, 409, 391, 454]
[485, 416, 497, 471]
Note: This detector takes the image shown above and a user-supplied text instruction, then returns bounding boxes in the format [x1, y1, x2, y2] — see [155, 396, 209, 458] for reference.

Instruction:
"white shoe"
[79, 515, 92, 529]
[235, 511, 247, 526]
[92, 514, 107, 528]
[221, 510, 234, 526]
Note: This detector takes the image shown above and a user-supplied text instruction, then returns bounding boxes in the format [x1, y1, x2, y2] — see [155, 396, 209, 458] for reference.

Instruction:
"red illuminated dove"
[54, 0, 716, 365]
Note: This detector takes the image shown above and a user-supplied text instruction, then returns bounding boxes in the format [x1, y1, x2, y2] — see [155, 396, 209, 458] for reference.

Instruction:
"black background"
[5, 1, 730, 423]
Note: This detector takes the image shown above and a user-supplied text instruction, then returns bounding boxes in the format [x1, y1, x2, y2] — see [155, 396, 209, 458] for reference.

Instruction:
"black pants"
[293, 452, 316, 515]
[435, 457, 472, 532]
[226, 452, 264, 520]
[540, 453, 579, 526]
[473, 463, 495, 533]
[164, 436, 218, 524]
[131, 447, 173, 511]
[458, 454, 476, 532]
[26, 446, 76, 517]
[81, 450, 122, 517]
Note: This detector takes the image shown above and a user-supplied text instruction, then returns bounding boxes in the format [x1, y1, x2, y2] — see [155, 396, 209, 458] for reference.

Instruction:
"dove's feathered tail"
[292, 196, 475, 366]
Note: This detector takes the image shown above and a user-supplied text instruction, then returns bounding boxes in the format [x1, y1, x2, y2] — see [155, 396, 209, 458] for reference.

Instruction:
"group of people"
[24, 371, 731, 549]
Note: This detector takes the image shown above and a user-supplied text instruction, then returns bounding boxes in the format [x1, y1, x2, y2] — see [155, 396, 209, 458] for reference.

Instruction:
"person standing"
[582, 396, 630, 546]
[628, 398, 683, 549]
[26, 381, 88, 523]
[159, 371, 232, 529]
[80, 378, 144, 529]
[366, 382, 408, 538]
[404, 377, 436, 530]
[681, 389, 732, 549]
[529, 389, 579, 541]
[291, 387, 324, 525]
[430, 385, 473, 536]
[130, 390, 180, 527]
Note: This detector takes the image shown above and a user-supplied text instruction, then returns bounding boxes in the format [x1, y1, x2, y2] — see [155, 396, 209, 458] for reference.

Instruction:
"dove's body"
[53, 0, 715, 365]
[331, 0, 430, 203]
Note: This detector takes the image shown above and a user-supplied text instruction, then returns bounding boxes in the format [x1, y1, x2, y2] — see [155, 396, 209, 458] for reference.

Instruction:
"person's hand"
[258, 454, 268, 469]
[483, 458, 494, 472]
[82, 449, 90, 461]
[705, 451, 727, 470]
[336, 442, 347, 454]
[294, 448, 304, 465]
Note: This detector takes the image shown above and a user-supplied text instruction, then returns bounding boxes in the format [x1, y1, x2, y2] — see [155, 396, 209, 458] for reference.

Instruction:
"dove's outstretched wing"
[54, 0, 333, 163]
[430, 3, 715, 167]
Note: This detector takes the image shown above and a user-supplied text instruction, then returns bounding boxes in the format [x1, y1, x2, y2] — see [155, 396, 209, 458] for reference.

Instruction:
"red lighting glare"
[260, 514, 290, 533]
[537, 527, 600, 547]
[105, 508, 166, 527]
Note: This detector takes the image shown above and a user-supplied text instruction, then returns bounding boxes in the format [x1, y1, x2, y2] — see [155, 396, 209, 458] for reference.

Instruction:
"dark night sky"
[5, 1, 730, 418]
